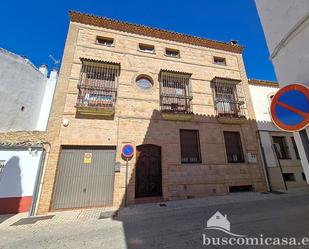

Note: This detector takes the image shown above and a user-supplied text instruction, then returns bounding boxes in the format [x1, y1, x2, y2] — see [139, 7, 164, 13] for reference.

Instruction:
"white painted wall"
[259, 131, 277, 168]
[249, 83, 291, 168]
[255, 0, 309, 87]
[255, 0, 309, 183]
[0, 48, 58, 132]
[0, 49, 46, 131]
[36, 69, 58, 131]
[249, 84, 278, 131]
[0, 149, 42, 197]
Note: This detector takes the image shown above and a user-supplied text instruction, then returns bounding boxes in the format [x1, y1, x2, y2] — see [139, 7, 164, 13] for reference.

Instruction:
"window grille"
[159, 70, 192, 113]
[76, 59, 120, 109]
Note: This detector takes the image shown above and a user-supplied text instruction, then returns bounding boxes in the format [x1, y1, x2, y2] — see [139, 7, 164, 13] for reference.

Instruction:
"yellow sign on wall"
[84, 153, 92, 164]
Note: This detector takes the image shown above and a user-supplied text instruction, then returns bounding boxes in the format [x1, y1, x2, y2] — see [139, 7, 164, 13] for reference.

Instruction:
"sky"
[0, 0, 277, 81]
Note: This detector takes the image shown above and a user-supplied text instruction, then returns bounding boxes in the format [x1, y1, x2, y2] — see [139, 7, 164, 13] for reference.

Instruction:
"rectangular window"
[96, 36, 114, 46]
[180, 130, 201, 163]
[138, 43, 155, 53]
[291, 137, 300, 159]
[283, 173, 296, 182]
[213, 56, 226, 66]
[224, 131, 245, 163]
[165, 48, 180, 58]
[272, 136, 291, 159]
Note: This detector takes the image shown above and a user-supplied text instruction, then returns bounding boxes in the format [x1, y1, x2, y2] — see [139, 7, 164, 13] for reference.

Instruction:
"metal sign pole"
[125, 157, 129, 207]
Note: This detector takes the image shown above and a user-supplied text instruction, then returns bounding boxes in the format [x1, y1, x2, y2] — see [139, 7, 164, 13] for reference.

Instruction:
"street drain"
[11, 215, 54, 226]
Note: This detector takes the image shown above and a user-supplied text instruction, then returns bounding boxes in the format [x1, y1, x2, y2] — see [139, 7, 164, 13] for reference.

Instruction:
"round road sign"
[270, 84, 309, 132]
[122, 144, 134, 158]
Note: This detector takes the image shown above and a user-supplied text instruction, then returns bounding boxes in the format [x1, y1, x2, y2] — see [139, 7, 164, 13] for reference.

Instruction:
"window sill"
[164, 54, 180, 59]
[227, 161, 246, 164]
[213, 63, 227, 67]
[181, 161, 202, 165]
[95, 42, 115, 48]
[137, 49, 156, 55]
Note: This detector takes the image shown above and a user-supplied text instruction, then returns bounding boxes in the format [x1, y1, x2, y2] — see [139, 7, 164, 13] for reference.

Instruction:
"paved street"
[1, 190, 309, 249]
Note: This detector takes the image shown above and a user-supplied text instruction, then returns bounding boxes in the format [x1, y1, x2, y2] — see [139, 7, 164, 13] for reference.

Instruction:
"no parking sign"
[122, 144, 134, 158]
[270, 84, 309, 132]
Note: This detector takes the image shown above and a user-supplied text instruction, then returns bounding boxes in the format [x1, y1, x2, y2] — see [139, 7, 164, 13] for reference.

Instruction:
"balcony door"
[215, 84, 236, 114]
[159, 70, 192, 113]
[211, 77, 244, 117]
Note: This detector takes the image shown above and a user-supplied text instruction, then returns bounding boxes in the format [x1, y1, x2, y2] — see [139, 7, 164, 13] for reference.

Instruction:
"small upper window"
[96, 36, 114, 47]
[165, 48, 180, 58]
[136, 76, 153, 90]
[213, 56, 226, 66]
[138, 44, 155, 53]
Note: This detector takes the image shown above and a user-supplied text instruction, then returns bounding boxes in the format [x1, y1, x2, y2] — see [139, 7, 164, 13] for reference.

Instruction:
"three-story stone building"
[37, 11, 266, 213]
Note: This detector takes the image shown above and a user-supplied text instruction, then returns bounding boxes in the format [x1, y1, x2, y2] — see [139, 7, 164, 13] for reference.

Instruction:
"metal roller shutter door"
[52, 146, 116, 209]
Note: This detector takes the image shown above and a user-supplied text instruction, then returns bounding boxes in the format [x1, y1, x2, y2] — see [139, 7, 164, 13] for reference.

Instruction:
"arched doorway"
[135, 144, 162, 198]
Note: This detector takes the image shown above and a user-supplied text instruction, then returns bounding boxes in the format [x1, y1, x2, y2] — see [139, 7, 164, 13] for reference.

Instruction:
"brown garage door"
[52, 146, 116, 210]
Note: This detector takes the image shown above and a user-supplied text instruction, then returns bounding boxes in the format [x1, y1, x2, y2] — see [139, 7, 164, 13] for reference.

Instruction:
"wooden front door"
[135, 144, 162, 198]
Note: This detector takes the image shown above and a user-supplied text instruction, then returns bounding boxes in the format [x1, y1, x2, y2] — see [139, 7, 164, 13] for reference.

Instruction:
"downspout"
[256, 130, 272, 192]
[28, 145, 45, 216]
[29, 142, 51, 216]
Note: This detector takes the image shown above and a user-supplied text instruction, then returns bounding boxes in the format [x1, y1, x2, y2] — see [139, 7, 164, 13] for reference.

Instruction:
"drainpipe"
[256, 130, 272, 192]
[29, 142, 51, 216]
[272, 144, 288, 191]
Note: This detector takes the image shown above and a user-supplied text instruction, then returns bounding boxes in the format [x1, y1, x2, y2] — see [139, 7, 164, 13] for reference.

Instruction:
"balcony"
[75, 59, 119, 117]
[76, 84, 117, 117]
[160, 94, 193, 121]
[159, 69, 193, 121]
[215, 99, 246, 124]
[211, 77, 246, 124]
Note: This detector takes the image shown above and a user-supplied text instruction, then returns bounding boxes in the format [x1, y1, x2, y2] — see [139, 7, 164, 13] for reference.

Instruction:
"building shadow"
[0, 156, 22, 220]
[113, 109, 266, 249]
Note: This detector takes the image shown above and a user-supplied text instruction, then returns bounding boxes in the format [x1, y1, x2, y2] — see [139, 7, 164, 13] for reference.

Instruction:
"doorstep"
[134, 196, 164, 205]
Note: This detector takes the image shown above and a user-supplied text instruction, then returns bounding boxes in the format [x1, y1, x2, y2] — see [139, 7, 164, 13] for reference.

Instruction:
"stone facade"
[37, 12, 267, 213]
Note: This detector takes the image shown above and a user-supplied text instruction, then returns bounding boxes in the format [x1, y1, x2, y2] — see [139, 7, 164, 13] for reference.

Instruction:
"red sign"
[270, 84, 309, 132]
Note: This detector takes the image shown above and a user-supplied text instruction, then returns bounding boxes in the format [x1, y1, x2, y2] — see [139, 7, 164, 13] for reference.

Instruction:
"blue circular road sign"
[122, 144, 134, 158]
[271, 84, 309, 131]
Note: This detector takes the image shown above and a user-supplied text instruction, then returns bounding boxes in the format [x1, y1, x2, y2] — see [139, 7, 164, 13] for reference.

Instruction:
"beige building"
[249, 79, 308, 191]
[37, 11, 267, 214]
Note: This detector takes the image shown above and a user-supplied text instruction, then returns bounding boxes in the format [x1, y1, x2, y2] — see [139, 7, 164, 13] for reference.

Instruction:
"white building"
[249, 79, 307, 190]
[255, 0, 309, 183]
[0, 48, 58, 214]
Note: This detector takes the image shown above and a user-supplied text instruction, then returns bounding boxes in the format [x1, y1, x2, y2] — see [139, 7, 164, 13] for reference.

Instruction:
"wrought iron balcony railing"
[160, 93, 193, 114]
[214, 99, 245, 117]
[76, 84, 117, 115]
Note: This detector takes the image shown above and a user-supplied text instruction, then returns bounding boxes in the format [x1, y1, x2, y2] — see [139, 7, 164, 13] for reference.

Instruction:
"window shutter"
[224, 131, 244, 163]
[180, 130, 201, 163]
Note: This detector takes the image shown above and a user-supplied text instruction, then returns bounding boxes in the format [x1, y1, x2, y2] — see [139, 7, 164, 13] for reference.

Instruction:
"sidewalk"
[1, 187, 308, 230]
[118, 187, 309, 217]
